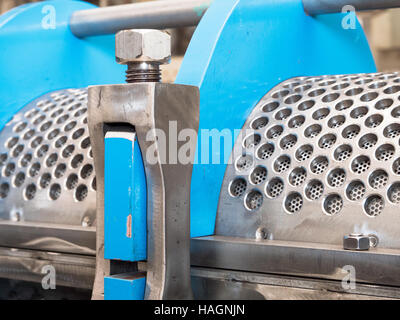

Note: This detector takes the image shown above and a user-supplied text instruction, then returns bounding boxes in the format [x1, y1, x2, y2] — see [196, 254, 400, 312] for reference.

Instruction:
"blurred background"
[2, 0, 400, 81]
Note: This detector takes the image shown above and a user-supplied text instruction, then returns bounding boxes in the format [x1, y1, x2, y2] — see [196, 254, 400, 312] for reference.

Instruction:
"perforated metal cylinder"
[217, 72, 400, 249]
[0, 89, 96, 227]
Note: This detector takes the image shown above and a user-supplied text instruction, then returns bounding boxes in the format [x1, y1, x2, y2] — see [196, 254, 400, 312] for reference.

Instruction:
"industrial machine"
[1, 0, 400, 300]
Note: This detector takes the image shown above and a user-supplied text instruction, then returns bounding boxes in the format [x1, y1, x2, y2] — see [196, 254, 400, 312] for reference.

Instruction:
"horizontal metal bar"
[303, 0, 400, 15]
[191, 236, 400, 287]
[70, 0, 211, 38]
[0, 221, 96, 255]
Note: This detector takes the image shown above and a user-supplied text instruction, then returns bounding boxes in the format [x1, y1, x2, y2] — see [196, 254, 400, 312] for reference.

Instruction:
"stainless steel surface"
[343, 233, 370, 251]
[303, 0, 400, 15]
[192, 268, 400, 300]
[0, 89, 97, 254]
[88, 83, 199, 300]
[0, 246, 95, 289]
[217, 72, 400, 250]
[116, 29, 171, 83]
[70, 0, 210, 38]
[191, 236, 400, 287]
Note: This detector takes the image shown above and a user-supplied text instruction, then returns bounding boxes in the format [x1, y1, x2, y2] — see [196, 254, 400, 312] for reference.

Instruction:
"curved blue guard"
[0, 0, 124, 130]
[176, 0, 376, 237]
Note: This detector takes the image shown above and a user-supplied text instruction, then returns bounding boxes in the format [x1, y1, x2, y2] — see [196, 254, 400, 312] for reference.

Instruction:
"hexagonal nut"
[115, 29, 171, 64]
[343, 233, 370, 251]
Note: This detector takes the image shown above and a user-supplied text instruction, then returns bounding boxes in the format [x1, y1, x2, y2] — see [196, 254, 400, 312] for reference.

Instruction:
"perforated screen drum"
[0, 89, 96, 227]
[217, 72, 400, 249]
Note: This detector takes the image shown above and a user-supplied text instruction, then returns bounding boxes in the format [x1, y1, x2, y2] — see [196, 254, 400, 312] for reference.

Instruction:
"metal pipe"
[303, 0, 400, 15]
[70, 0, 211, 38]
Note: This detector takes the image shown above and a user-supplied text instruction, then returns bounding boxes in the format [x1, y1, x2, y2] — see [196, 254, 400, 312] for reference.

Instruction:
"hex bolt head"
[343, 233, 370, 251]
[115, 29, 171, 65]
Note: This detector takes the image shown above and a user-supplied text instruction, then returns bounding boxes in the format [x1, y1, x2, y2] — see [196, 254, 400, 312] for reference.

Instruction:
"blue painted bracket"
[104, 131, 147, 262]
[176, 0, 376, 237]
[105, 272, 146, 300]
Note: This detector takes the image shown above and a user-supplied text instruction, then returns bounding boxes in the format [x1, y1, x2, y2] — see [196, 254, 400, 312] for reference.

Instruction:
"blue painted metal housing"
[105, 273, 146, 300]
[104, 131, 147, 262]
[176, 0, 376, 237]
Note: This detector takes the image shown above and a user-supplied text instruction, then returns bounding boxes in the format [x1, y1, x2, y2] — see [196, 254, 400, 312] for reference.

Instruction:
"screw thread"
[126, 62, 161, 83]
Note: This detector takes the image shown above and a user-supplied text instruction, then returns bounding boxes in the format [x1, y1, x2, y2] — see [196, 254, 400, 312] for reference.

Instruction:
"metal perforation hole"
[335, 99, 354, 111]
[40, 121, 52, 132]
[304, 124, 322, 138]
[388, 183, 400, 204]
[56, 114, 69, 125]
[345, 87, 363, 96]
[28, 162, 40, 177]
[13, 172, 25, 188]
[284, 192, 303, 214]
[44, 153, 57, 168]
[72, 128, 85, 140]
[88, 149, 93, 159]
[351, 156, 371, 174]
[289, 167, 307, 187]
[50, 108, 63, 118]
[360, 92, 378, 102]
[364, 195, 384, 217]
[375, 144, 395, 161]
[266, 125, 284, 139]
[393, 158, 400, 175]
[74, 108, 87, 117]
[4, 162, 15, 177]
[68, 103, 82, 112]
[229, 178, 247, 197]
[43, 103, 57, 113]
[305, 180, 324, 200]
[308, 88, 325, 97]
[275, 108, 292, 120]
[323, 194, 343, 216]
[250, 166, 268, 185]
[319, 79, 336, 86]
[369, 169, 388, 189]
[318, 133, 337, 149]
[36, 144, 49, 157]
[61, 98, 74, 106]
[279, 134, 297, 150]
[64, 121, 77, 132]
[350, 106, 369, 119]
[0, 183, 10, 198]
[30, 136, 43, 148]
[334, 144, 352, 162]
[55, 136, 67, 148]
[328, 115, 345, 129]
[262, 101, 279, 113]
[12, 144, 24, 158]
[243, 133, 261, 149]
[332, 82, 350, 90]
[322, 93, 340, 103]
[391, 106, 400, 118]
[39, 173, 52, 189]
[20, 153, 32, 167]
[384, 85, 400, 94]
[14, 122, 27, 133]
[355, 78, 373, 85]
[375, 98, 394, 110]
[284, 94, 302, 104]
[310, 156, 329, 175]
[369, 81, 387, 89]
[32, 115, 45, 125]
[80, 137, 91, 149]
[295, 144, 313, 162]
[283, 81, 300, 89]
[6, 137, 19, 149]
[92, 177, 97, 191]
[236, 154, 254, 172]
[294, 84, 311, 93]
[312, 108, 330, 121]
[383, 123, 400, 139]
[358, 133, 377, 150]
[274, 155, 291, 173]
[62, 145, 75, 158]
[346, 180, 366, 201]
[23, 129, 35, 140]
[25, 109, 39, 119]
[266, 177, 284, 198]
[82, 117, 88, 124]
[272, 89, 289, 99]
[80, 164, 93, 179]
[364, 114, 383, 128]
[251, 116, 269, 130]
[54, 163, 66, 178]
[256, 143, 274, 160]
[288, 115, 305, 128]
[37, 99, 51, 108]
[49, 183, 61, 200]
[244, 190, 263, 211]
[66, 174, 79, 190]
[298, 100, 315, 111]
[0, 153, 7, 166]
[342, 125, 360, 140]
[71, 154, 84, 168]
[327, 168, 346, 188]
[24, 183, 36, 200]
[47, 128, 60, 140]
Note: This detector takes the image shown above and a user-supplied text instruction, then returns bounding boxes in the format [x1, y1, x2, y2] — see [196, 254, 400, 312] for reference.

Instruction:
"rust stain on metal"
[126, 214, 132, 238]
